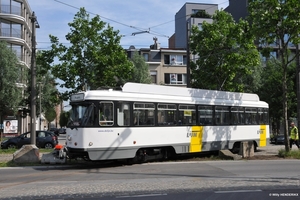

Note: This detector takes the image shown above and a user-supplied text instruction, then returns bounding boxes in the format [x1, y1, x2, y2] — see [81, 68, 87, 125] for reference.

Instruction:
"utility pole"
[30, 12, 39, 145]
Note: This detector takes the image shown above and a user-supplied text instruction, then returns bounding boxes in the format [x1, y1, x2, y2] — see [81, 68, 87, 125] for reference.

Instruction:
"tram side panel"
[66, 124, 269, 161]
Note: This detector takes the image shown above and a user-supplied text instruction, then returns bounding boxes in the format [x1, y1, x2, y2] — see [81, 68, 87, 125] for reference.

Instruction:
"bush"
[278, 149, 300, 159]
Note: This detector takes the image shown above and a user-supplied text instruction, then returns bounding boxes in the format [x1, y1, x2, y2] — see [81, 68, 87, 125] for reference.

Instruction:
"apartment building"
[224, 0, 297, 60]
[171, 3, 217, 49]
[127, 3, 218, 87]
[0, 0, 34, 134]
[127, 37, 188, 87]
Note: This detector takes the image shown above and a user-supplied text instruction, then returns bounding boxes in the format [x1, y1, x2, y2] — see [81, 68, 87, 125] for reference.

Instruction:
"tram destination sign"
[70, 93, 84, 102]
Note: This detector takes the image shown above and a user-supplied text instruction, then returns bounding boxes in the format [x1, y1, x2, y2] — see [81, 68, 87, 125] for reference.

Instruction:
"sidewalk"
[255, 144, 286, 156]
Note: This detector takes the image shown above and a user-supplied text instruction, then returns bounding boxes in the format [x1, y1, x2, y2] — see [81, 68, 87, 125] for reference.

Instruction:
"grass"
[0, 148, 53, 154]
[0, 148, 57, 167]
[278, 149, 300, 159]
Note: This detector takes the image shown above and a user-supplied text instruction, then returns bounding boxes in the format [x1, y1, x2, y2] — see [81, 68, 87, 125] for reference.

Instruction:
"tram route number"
[187, 131, 198, 138]
[257, 129, 265, 134]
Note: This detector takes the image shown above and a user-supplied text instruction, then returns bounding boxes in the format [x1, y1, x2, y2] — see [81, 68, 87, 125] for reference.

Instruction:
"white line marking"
[116, 193, 167, 198]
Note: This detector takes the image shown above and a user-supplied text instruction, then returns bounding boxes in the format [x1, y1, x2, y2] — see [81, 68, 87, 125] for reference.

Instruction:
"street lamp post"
[30, 12, 39, 145]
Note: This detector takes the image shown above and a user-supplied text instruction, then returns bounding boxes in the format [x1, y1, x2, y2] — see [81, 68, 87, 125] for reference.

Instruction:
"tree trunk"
[282, 60, 290, 152]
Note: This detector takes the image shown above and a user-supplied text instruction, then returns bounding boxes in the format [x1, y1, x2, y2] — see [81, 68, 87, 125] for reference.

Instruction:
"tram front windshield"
[68, 103, 96, 127]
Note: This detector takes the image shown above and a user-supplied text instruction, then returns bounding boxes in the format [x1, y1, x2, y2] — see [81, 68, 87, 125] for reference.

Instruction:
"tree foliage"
[0, 41, 23, 119]
[257, 59, 296, 135]
[44, 108, 56, 127]
[248, 0, 300, 151]
[41, 8, 133, 99]
[189, 10, 260, 92]
[191, 10, 211, 19]
[59, 111, 70, 127]
[129, 52, 152, 84]
[20, 51, 61, 118]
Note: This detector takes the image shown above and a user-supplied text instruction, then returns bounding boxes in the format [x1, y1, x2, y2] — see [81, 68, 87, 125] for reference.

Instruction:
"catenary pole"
[30, 12, 39, 144]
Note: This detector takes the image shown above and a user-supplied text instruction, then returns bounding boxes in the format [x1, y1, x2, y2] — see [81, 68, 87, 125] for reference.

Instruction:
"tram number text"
[187, 131, 198, 137]
[257, 129, 265, 134]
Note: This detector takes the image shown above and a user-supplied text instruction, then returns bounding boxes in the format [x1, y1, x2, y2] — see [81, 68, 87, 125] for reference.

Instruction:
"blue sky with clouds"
[27, 0, 229, 50]
[26, 0, 229, 109]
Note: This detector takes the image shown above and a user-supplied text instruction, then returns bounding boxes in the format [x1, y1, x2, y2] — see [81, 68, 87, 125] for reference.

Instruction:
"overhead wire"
[53, 0, 229, 39]
[38, 0, 229, 49]
[53, 0, 162, 38]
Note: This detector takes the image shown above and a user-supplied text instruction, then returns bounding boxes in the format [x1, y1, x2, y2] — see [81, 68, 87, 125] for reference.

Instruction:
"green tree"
[0, 41, 23, 120]
[248, 0, 300, 151]
[22, 52, 60, 118]
[36, 50, 61, 115]
[130, 52, 152, 84]
[257, 58, 296, 136]
[41, 8, 133, 99]
[189, 10, 260, 92]
[45, 108, 56, 129]
[59, 111, 70, 127]
[191, 10, 211, 19]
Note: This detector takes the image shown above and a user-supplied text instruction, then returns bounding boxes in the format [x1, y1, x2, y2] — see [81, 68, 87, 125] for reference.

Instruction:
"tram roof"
[121, 83, 260, 102]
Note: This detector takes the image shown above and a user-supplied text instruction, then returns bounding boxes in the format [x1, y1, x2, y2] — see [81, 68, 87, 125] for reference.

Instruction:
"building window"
[198, 23, 202, 31]
[142, 53, 149, 61]
[150, 71, 157, 84]
[164, 55, 186, 65]
[192, 9, 204, 14]
[1, 0, 21, 15]
[165, 73, 187, 85]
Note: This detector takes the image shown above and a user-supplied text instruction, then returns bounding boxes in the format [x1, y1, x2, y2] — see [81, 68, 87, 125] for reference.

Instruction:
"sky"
[27, 0, 229, 50]
[26, 0, 229, 109]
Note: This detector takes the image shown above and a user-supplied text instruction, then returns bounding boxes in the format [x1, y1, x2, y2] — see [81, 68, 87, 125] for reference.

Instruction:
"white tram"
[65, 82, 269, 162]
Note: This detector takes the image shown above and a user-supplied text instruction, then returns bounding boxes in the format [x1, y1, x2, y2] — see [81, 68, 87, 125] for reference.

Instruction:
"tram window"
[198, 106, 213, 125]
[245, 108, 257, 125]
[231, 107, 245, 125]
[178, 105, 196, 125]
[215, 106, 230, 125]
[117, 102, 130, 126]
[133, 103, 155, 126]
[69, 104, 97, 126]
[157, 104, 177, 126]
[258, 108, 268, 124]
[99, 102, 114, 126]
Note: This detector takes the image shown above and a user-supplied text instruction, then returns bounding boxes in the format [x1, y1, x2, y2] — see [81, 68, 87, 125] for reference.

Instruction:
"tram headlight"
[67, 136, 72, 141]
[89, 142, 93, 146]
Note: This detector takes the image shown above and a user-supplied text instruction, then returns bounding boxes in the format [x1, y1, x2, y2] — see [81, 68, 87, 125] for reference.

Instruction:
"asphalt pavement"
[0, 144, 288, 163]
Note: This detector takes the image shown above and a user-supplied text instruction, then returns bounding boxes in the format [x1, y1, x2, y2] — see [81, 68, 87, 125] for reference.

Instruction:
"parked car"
[0, 131, 58, 149]
[270, 135, 285, 145]
[48, 127, 60, 136]
[58, 128, 66, 134]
